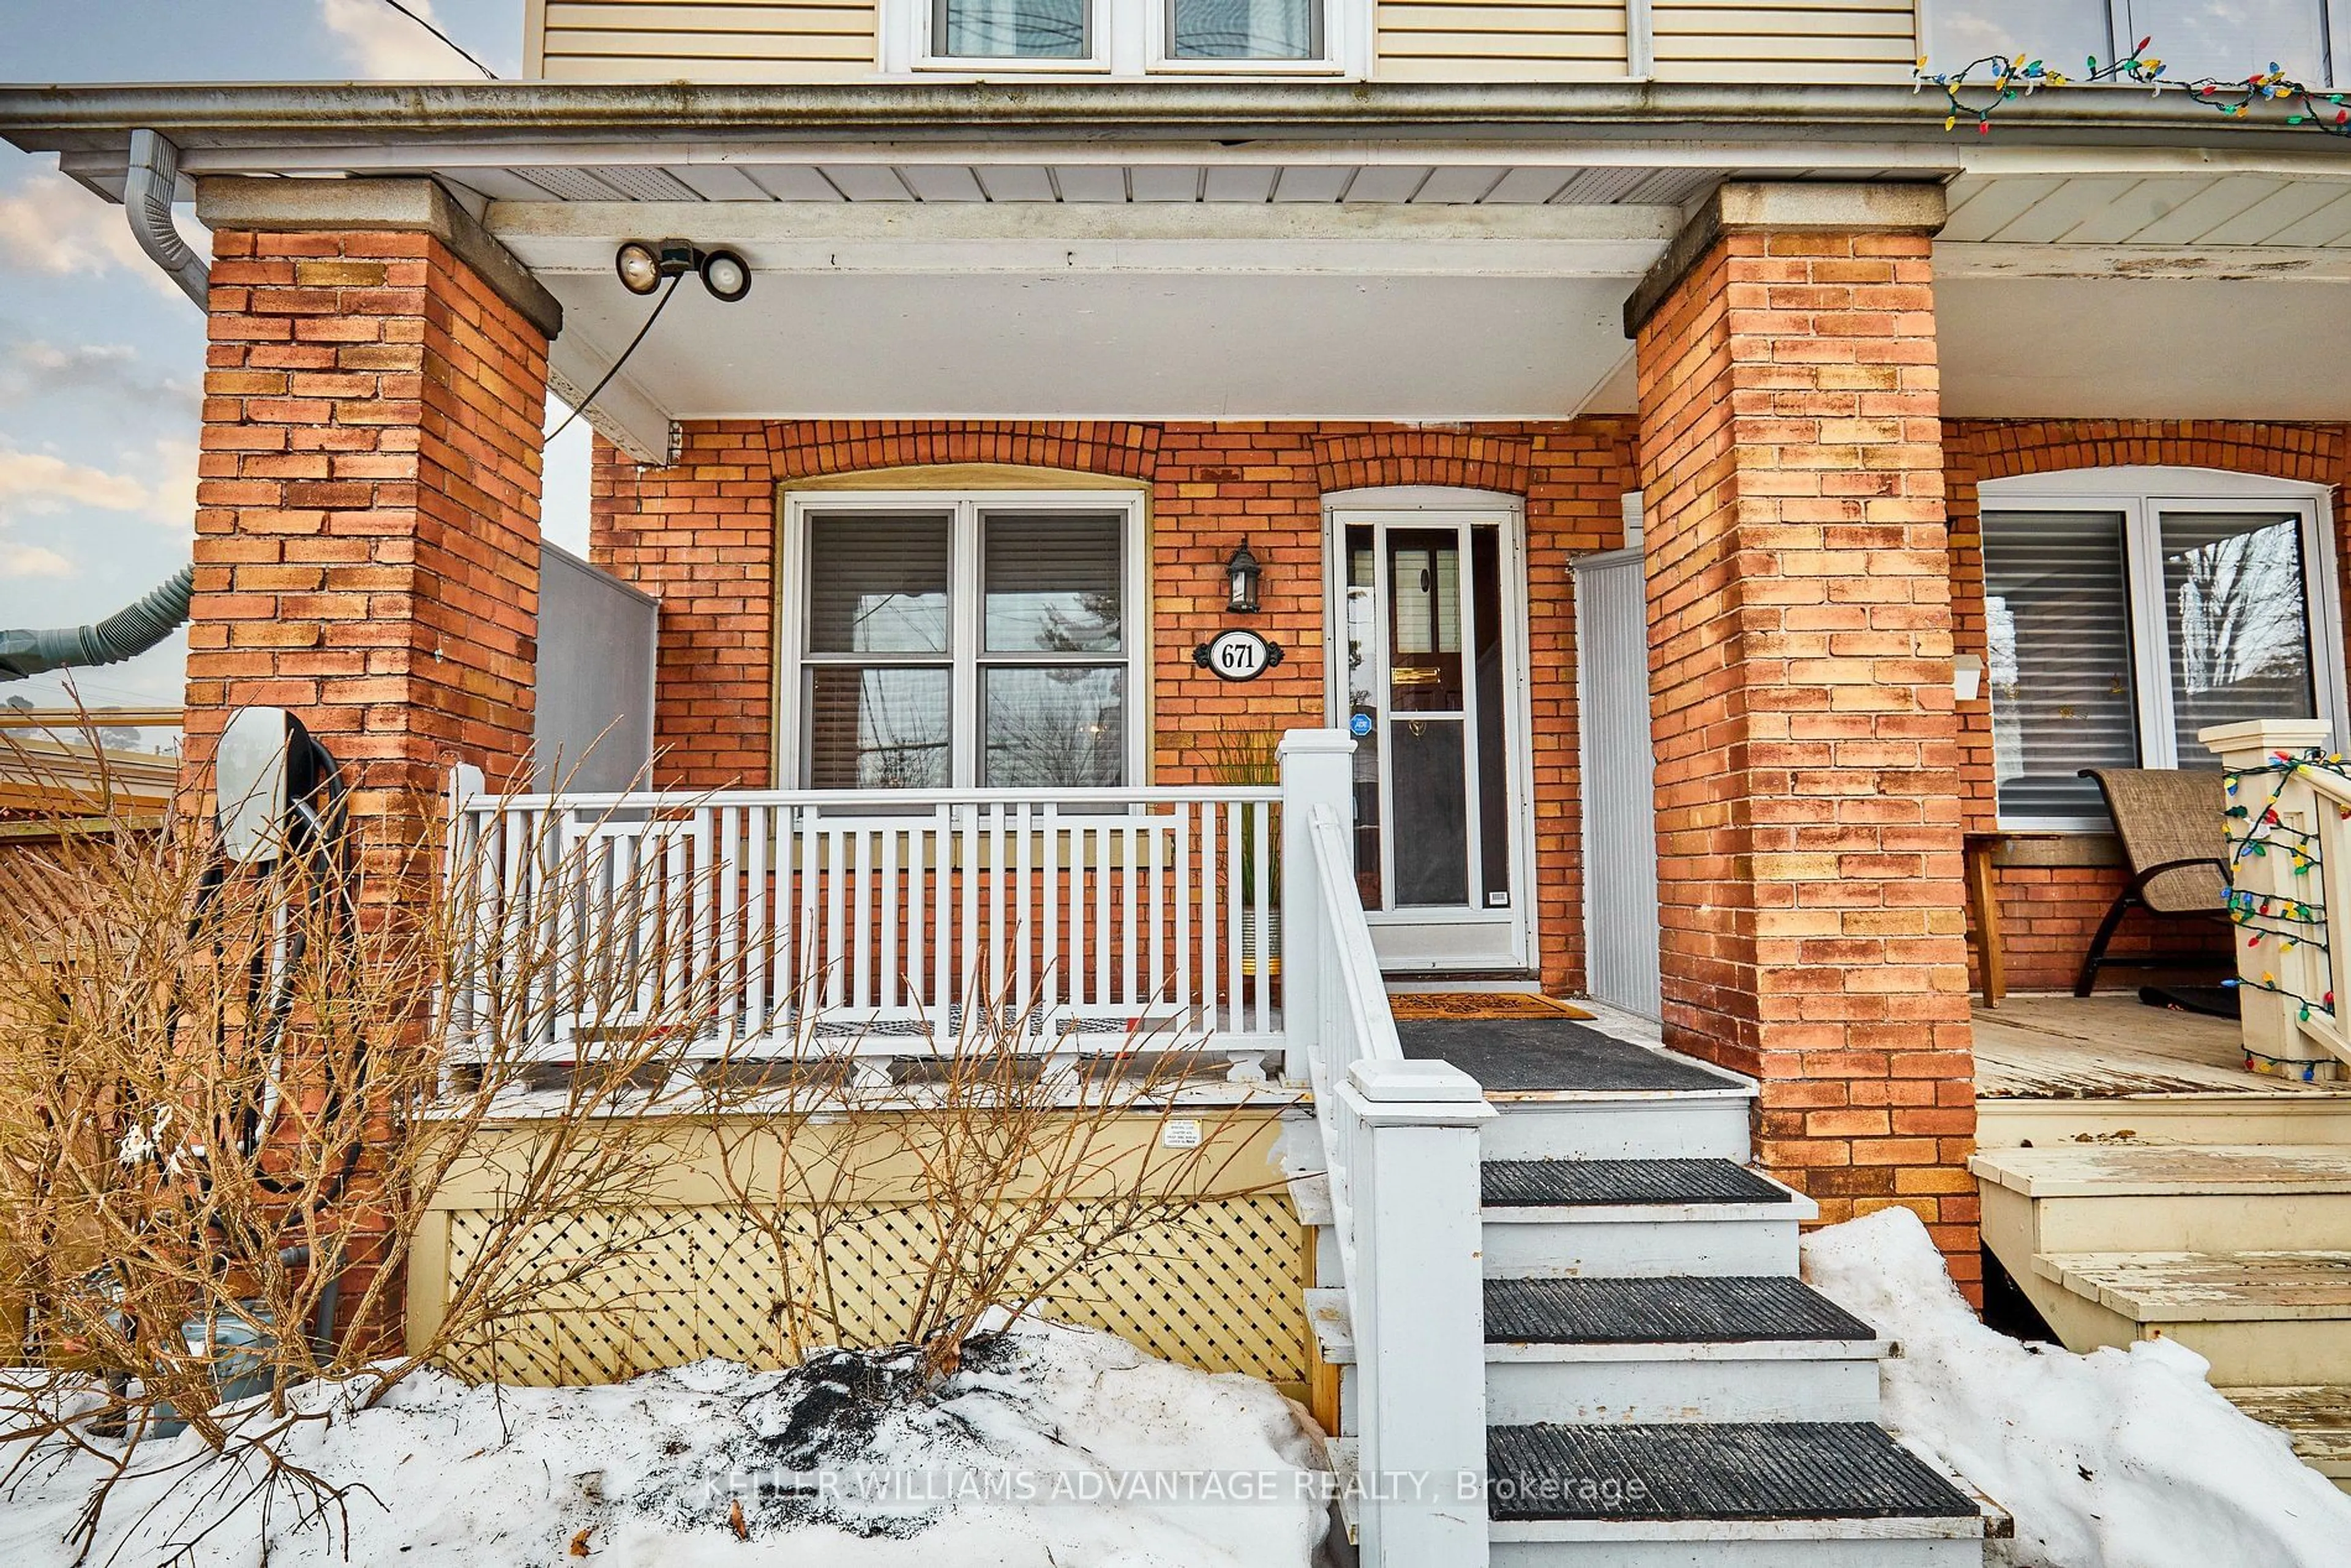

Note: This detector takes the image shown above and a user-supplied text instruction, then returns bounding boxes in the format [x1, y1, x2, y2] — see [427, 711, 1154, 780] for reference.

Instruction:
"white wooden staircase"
[1305, 1014, 2005, 1565]
[1976, 1140, 2351, 1490]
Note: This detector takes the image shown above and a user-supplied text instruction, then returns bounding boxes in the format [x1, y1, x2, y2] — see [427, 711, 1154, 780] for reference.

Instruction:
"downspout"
[0, 565, 196, 681]
[124, 129, 208, 307]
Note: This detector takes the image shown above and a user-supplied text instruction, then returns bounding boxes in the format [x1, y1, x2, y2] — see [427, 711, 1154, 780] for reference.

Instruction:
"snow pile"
[0, 1319, 1330, 1567]
[1804, 1207, 2351, 1568]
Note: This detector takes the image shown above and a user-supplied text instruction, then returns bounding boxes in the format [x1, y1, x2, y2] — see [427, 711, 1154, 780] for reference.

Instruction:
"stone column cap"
[1624, 179, 1948, 338]
[195, 175, 561, 340]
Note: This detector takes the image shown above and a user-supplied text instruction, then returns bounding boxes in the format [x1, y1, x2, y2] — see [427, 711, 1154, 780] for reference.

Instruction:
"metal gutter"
[0, 80, 2342, 155]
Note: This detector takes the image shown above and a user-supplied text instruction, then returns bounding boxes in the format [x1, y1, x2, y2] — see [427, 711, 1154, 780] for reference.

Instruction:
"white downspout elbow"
[125, 129, 209, 307]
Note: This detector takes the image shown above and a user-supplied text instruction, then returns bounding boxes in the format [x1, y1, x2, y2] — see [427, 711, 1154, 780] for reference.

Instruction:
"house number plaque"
[1194, 629, 1284, 682]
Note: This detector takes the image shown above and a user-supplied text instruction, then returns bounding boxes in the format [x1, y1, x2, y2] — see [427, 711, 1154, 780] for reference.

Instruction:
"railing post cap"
[2200, 718, 2336, 756]
[1348, 1057, 1486, 1103]
[1277, 729, 1357, 757]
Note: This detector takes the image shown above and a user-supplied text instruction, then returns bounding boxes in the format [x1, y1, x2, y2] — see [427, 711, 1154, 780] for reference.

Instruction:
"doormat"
[1387, 992, 1596, 1022]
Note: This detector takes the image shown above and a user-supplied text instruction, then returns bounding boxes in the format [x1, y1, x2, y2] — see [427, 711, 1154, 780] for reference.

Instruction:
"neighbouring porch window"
[1981, 475, 2336, 825]
[789, 492, 1143, 790]
[1924, 0, 2338, 86]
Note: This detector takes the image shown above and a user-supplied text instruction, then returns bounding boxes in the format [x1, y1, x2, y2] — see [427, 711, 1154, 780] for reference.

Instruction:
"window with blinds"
[1983, 509, 2139, 820]
[789, 495, 1142, 790]
[1981, 482, 2334, 825]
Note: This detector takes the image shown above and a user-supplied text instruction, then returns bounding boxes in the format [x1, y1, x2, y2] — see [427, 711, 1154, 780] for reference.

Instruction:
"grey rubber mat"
[1487, 1422, 1978, 1521]
[1483, 1276, 1876, 1345]
[1483, 1157, 1790, 1208]
[1395, 1018, 1731, 1093]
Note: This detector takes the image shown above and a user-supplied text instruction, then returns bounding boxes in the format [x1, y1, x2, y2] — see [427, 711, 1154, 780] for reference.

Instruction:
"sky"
[0, 1, 591, 712]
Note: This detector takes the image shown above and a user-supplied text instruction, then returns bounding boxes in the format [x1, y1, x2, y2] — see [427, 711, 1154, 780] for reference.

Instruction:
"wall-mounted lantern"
[1225, 541, 1262, 615]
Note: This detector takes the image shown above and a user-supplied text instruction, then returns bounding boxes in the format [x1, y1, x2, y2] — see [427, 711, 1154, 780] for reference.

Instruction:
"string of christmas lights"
[1918, 40, 2351, 136]
[2222, 749, 2351, 1021]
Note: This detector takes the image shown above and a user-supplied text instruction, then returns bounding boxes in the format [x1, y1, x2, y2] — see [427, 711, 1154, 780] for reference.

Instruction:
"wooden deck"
[1973, 994, 2351, 1147]
[1974, 994, 2347, 1100]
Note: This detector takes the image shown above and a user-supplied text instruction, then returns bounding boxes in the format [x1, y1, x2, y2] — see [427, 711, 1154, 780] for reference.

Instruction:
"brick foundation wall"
[1635, 228, 1979, 1293]
[1944, 420, 2351, 992]
[588, 419, 1635, 996]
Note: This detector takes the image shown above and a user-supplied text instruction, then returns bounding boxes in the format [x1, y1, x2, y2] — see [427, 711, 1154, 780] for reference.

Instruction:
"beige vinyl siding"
[535, 0, 876, 82]
[1378, 0, 1631, 81]
[1649, 0, 1919, 82]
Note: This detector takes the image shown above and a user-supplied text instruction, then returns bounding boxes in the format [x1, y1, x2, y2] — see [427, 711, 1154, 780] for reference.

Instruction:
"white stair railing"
[1277, 731, 1494, 1567]
[2203, 718, 2347, 1076]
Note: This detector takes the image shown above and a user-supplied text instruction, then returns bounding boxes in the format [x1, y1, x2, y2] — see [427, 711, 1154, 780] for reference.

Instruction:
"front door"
[1331, 506, 1531, 971]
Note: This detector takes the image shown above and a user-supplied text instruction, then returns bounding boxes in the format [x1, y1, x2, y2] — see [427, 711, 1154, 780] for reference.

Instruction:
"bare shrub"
[0, 724, 756, 1558]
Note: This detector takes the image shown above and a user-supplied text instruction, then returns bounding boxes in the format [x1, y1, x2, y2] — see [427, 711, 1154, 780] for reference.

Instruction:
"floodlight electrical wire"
[376, 0, 500, 80]
[547, 273, 684, 443]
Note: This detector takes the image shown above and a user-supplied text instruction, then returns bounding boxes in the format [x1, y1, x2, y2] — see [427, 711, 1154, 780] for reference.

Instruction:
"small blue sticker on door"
[1349, 713, 1373, 738]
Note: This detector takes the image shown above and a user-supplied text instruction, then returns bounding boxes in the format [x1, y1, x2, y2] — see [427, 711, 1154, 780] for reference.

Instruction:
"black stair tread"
[1488, 1422, 1978, 1523]
[1483, 1157, 1791, 1208]
[1397, 1018, 1733, 1093]
[1485, 1276, 1877, 1345]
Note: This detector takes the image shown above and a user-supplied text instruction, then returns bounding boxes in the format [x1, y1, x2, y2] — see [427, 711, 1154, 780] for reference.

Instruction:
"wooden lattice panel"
[438, 1198, 1306, 1387]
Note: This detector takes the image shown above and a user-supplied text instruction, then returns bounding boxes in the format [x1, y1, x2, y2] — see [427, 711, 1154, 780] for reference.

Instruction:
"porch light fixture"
[1225, 541, 1262, 615]
[615, 238, 753, 302]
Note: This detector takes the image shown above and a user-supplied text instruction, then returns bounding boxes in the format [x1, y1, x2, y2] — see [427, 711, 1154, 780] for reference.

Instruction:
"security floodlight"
[615, 239, 752, 302]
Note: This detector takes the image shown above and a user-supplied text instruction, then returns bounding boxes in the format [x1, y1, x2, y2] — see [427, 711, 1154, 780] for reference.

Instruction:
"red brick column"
[184, 187, 556, 1345]
[189, 203, 553, 863]
[1629, 184, 1979, 1296]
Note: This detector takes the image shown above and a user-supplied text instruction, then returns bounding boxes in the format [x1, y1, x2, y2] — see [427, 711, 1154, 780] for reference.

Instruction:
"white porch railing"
[447, 784, 1281, 1068]
[2205, 718, 2350, 1077]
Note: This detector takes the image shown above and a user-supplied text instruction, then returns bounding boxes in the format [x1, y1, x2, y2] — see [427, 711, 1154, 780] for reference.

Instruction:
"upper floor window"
[781, 491, 1147, 791]
[1980, 469, 2343, 827]
[895, 0, 1354, 72]
[1925, 0, 2342, 86]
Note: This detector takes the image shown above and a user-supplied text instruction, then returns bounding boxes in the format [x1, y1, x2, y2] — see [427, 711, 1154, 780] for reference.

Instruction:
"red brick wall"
[1944, 420, 2351, 992]
[588, 419, 1635, 995]
[1635, 230, 1979, 1292]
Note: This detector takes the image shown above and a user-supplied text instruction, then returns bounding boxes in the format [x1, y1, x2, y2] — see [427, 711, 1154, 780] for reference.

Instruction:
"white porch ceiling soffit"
[14, 83, 2351, 433]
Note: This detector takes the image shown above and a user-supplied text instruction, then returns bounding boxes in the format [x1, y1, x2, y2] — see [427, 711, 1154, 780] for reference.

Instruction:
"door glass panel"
[1389, 531, 1464, 713]
[2161, 509, 2317, 764]
[1345, 527, 1383, 908]
[1392, 719, 1468, 906]
[1472, 526, 1510, 908]
[808, 513, 950, 654]
[806, 667, 950, 789]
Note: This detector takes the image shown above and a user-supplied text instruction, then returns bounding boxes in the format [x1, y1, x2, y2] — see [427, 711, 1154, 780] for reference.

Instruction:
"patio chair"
[2073, 767, 2234, 997]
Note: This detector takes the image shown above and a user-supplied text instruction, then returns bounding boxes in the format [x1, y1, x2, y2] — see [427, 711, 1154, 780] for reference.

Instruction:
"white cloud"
[0, 441, 193, 528]
[0, 540, 76, 579]
[0, 168, 192, 300]
[319, 0, 484, 78]
[0, 338, 197, 411]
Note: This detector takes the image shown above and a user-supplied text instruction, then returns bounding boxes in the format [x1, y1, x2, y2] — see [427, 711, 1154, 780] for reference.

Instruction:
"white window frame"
[777, 489, 1150, 792]
[882, 0, 1363, 77]
[1981, 465, 2348, 829]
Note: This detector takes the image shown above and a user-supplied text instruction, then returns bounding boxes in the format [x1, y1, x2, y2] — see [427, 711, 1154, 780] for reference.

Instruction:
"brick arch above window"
[766, 421, 1163, 483]
[1947, 420, 2348, 490]
[1311, 430, 1532, 497]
